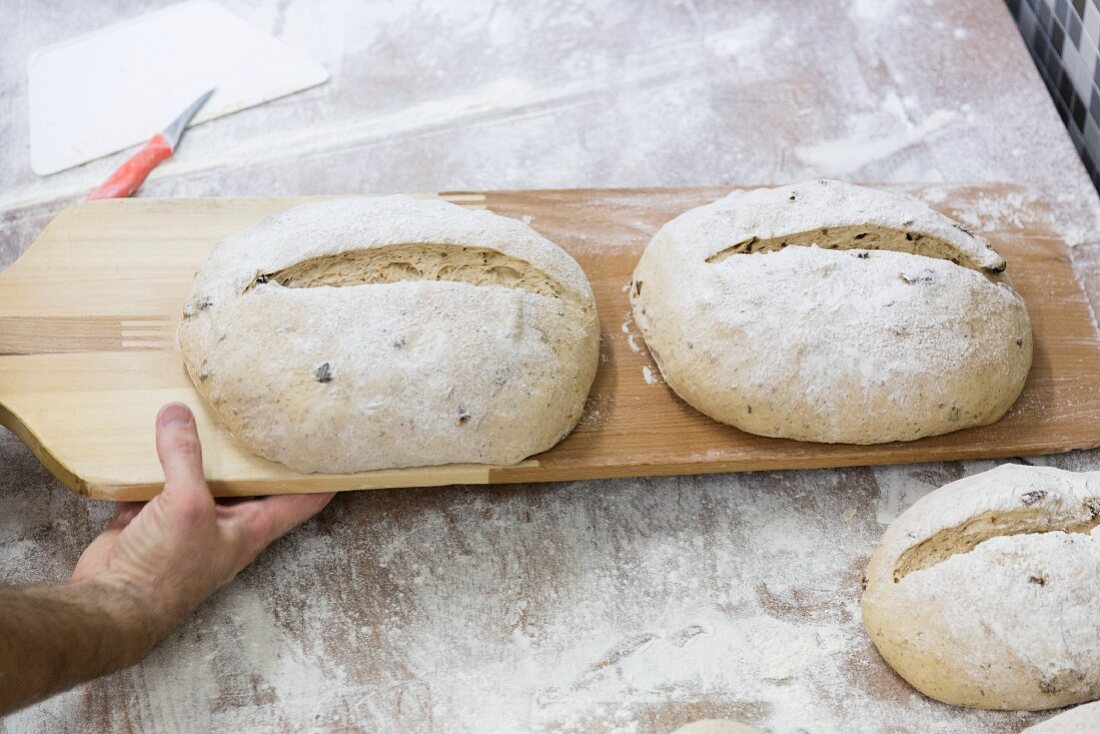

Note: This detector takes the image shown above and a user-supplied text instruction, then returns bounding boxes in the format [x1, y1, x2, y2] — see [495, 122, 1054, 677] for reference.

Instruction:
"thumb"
[155, 403, 208, 493]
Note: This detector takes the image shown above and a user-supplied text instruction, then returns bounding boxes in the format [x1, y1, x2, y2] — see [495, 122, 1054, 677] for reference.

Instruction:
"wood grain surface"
[1, 185, 1098, 500]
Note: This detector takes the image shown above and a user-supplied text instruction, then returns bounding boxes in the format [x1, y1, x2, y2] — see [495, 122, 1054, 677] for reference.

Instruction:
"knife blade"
[86, 88, 215, 201]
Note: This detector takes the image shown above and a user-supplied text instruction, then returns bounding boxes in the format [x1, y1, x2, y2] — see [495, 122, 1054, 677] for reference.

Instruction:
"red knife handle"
[87, 134, 174, 200]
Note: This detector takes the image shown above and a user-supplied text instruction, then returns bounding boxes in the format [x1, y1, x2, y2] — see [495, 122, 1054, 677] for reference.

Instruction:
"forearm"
[0, 404, 331, 715]
[0, 580, 165, 715]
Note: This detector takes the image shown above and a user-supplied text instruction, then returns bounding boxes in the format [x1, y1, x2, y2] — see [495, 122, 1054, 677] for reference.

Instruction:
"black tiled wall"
[1008, 0, 1100, 190]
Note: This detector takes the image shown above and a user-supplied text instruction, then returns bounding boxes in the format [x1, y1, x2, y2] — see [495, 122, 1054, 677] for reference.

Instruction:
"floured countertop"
[2, 1, 1100, 732]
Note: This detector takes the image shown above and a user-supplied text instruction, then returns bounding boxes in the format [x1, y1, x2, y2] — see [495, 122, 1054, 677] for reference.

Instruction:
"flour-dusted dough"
[1022, 700, 1100, 732]
[862, 464, 1100, 710]
[178, 196, 600, 473]
[630, 180, 1032, 444]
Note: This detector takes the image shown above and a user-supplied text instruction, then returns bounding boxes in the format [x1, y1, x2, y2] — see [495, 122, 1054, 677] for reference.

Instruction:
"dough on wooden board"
[178, 196, 600, 473]
[630, 179, 1032, 444]
[1022, 700, 1100, 732]
[862, 464, 1100, 710]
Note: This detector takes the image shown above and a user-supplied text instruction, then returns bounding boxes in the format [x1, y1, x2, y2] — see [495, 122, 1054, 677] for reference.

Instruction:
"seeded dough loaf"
[178, 196, 600, 473]
[629, 180, 1032, 444]
[862, 464, 1100, 710]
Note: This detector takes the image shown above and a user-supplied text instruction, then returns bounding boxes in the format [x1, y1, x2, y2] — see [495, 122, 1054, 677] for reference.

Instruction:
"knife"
[87, 88, 215, 201]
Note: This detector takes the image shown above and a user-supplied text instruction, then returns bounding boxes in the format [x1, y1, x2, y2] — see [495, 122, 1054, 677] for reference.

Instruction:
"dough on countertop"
[862, 464, 1100, 710]
[178, 196, 600, 474]
[630, 179, 1032, 444]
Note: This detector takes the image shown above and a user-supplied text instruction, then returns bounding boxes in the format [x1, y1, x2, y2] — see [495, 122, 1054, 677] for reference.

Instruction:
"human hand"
[71, 403, 333, 642]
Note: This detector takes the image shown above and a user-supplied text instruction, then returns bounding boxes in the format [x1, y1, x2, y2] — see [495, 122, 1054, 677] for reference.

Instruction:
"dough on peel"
[862, 464, 1100, 710]
[178, 196, 600, 474]
[630, 179, 1032, 444]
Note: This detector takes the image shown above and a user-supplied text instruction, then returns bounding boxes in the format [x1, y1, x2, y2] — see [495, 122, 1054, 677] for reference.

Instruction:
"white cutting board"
[28, 0, 329, 176]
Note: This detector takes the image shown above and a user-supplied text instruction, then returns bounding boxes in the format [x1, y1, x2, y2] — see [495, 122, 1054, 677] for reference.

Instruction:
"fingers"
[107, 501, 145, 531]
[153, 402, 328, 570]
[155, 403, 208, 496]
[232, 492, 334, 557]
[71, 502, 144, 581]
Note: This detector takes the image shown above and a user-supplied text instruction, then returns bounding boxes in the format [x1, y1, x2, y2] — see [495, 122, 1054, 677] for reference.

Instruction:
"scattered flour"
[641, 365, 658, 384]
[621, 319, 643, 353]
[872, 464, 949, 525]
[848, 0, 899, 23]
[795, 92, 959, 175]
[703, 12, 775, 72]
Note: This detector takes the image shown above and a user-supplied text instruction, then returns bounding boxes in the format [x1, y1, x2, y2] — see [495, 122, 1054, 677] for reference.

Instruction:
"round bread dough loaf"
[671, 721, 762, 734]
[1022, 700, 1100, 732]
[862, 464, 1100, 710]
[178, 196, 600, 473]
[630, 179, 1032, 444]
